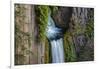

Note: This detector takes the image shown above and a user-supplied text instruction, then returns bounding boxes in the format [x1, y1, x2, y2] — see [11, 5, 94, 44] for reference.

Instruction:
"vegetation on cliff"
[63, 32, 77, 62]
[15, 4, 94, 64]
[35, 5, 49, 41]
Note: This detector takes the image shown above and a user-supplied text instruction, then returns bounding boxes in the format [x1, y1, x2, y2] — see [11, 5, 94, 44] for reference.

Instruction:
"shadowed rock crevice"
[51, 7, 73, 33]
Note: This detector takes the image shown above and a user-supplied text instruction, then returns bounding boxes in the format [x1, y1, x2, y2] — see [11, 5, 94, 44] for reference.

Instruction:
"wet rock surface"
[52, 7, 72, 31]
[63, 7, 94, 61]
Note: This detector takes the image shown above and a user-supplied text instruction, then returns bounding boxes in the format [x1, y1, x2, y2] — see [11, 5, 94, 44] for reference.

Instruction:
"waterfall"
[46, 13, 64, 63]
[51, 38, 64, 63]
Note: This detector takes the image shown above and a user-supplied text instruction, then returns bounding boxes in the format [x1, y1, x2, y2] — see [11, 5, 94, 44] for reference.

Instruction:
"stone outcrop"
[52, 7, 72, 31]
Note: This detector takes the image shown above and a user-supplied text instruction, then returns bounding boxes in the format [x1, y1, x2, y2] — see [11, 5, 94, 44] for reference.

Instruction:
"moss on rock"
[63, 32, 77, 62]
[35, 5, 49, 41]
[44, 38, 50, 63]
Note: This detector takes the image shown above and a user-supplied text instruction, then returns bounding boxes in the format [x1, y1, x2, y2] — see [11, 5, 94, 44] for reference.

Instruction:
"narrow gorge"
[15, 4, 94, 65]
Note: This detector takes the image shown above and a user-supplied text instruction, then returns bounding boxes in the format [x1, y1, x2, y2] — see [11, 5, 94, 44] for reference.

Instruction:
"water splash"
[46, 14, 64, 63]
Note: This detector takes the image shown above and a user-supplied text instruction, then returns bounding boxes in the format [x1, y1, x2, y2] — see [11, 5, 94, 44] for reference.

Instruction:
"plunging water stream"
[46, 13, 64, 63]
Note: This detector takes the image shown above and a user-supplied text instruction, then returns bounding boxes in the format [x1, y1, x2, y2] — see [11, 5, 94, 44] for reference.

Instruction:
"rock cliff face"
[52, 7, 72, 31]
[15, 4, 51, 65]
[70, 8, 94, 61]
[15, 4, 94, 65]
[52, 7, 94, 61]
[15, 4, 38, 65]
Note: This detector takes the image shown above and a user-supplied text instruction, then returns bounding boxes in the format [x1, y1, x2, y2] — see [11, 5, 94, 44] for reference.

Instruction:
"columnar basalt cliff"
[15, 4, 94, 65]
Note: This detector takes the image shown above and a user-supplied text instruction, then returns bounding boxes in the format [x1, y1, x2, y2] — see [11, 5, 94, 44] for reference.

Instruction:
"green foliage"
[35, 5, 49, 41]
[63, 32, 77, 62]
[49, 6, 58, 16]
[44, 38, 50, 63]
[85, 11, 94, 39]
[34, 6, 59, 63]
[85, 22, 94, 39]
[79, 9, 94, 61]
[74, 23, 85, 35]
[35, 6, 52, 63]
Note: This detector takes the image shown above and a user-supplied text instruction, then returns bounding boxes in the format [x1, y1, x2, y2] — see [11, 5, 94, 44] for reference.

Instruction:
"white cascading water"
[50, 38, 64, 63]
[46, 13, 64, 63]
